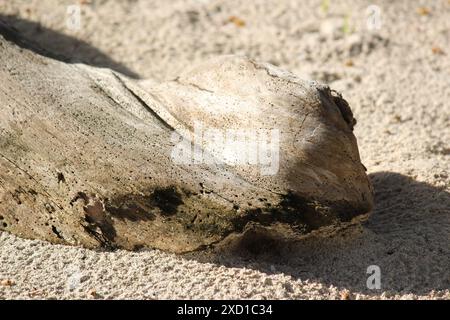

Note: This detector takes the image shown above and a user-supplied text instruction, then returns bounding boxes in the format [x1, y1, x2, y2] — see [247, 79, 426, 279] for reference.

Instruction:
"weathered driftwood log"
[0, 24, 373, 253]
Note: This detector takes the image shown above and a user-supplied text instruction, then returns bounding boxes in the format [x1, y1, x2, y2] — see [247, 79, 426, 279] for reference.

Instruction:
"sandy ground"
[0, 0, 449, 299]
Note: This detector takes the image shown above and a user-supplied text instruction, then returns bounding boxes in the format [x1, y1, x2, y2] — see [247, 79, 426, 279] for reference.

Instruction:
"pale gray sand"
[0, 0, 449, 299]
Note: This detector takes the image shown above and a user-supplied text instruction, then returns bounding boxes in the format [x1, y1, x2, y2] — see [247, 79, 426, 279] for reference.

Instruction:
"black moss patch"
[104, 186, 184, 221]
[83, 201, 117, 249]
[149, 186, 184, 216]
[232, 191, 345, 235]
[105, 201, 156, 222]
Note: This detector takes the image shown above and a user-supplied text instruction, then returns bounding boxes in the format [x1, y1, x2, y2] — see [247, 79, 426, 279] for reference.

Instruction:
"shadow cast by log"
[187, 171, 450, 296]
[0, 14, 139, 78]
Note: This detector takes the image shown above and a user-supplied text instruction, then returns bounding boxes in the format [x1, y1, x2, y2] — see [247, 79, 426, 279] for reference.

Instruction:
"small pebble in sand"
[28, 289, 43, 298]
[340, 289, 351, 300]
[1, 279, 15, 286]
[87, 289, 98, 298]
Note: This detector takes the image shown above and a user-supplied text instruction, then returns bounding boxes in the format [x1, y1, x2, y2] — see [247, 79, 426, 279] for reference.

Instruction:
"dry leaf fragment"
[432, 46, 444, 55]
[228, 16, 245, 27]
[417, 7, 431, 16]
[345, 59, 354, 67]
[1, 279, 15, 286]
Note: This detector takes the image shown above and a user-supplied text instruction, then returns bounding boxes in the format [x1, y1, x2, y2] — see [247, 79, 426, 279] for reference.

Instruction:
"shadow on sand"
[188, 171, 450, 296]
[0, 14, 139, 79]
